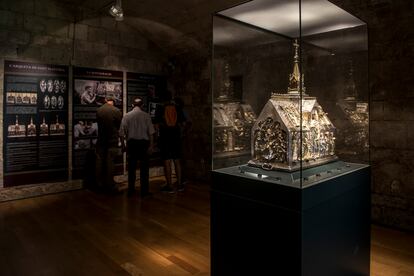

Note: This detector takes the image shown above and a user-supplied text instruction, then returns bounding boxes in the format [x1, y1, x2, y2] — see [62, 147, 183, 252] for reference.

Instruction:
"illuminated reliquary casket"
[214, 102, 256, 154]
[248, 40, 337, 171]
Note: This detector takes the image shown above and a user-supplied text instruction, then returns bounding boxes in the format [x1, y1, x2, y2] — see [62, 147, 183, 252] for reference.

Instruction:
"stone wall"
[0, 0, 167, 191]
[328, 0, 414, 233]
[0, 0, 166, 71]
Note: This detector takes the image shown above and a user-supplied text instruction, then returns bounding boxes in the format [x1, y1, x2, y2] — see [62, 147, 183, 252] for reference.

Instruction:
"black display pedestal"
[211, 162, 370, 276]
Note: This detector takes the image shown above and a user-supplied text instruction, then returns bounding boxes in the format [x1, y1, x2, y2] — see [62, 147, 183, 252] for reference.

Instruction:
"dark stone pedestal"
[211, 162, 370, 276]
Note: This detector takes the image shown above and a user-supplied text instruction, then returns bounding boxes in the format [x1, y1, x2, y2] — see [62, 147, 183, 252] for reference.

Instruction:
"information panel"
[72, 67, 123, 179]
[3, 60, 69, 187]
[126, 72, 166, 116]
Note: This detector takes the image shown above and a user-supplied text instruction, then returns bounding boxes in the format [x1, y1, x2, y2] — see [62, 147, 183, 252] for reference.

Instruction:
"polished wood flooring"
[0, 179, 413, 276]
[371, 225, 414, 276]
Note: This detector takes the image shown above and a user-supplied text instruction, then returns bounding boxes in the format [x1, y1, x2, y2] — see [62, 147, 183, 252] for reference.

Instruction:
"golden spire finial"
[293, 39, 299, 62]
[288, 39, 306, 94]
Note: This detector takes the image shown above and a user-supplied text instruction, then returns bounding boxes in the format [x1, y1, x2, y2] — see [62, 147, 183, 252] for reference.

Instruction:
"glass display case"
[211, 2, 370, 275]
[212, 0, 369, 188]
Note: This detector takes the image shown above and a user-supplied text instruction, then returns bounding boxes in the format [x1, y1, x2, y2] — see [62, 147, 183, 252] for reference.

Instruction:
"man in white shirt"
[119, 97, 155, 197]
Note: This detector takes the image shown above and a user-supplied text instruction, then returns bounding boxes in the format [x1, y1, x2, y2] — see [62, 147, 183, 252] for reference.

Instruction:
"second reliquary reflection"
[248, 40, 337, 171]
[337, 60, 369, 157]
[213, 61, 257, 155]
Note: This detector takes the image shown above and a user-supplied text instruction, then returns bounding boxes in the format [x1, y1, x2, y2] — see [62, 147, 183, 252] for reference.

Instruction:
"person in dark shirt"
[174, 97, 192, 186]
[155, 94, 186, 193]
[95, 95, 122, 193]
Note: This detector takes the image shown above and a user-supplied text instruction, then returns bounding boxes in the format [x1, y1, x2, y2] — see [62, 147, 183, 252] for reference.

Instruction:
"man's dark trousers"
[95, 146, 119, 192]
[127, 139, 150, 195]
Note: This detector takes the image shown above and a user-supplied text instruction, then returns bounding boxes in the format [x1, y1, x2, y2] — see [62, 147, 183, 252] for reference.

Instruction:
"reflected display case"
[213, 59, 257, 167]
[211, 1, 370, 275]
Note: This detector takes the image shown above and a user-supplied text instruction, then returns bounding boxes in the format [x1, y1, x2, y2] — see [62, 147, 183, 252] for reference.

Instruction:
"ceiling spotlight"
[109, 0, 124, 21]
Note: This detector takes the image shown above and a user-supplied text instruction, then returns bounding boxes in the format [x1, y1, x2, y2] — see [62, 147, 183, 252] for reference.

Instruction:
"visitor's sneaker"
[160, 185, 175, 194]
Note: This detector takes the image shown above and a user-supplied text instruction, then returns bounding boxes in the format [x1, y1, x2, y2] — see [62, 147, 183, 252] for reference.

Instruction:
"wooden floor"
[371, 225, 414, 276]
[0, 179, 413, 276]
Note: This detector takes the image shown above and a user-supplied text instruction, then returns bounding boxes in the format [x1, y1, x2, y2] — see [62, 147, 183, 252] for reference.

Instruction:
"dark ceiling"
[57, 0, 244, 56]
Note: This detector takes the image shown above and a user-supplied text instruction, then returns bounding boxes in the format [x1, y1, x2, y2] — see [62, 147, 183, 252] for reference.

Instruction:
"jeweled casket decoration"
[248, 40, 337, 171]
